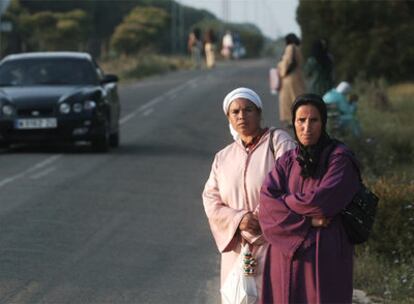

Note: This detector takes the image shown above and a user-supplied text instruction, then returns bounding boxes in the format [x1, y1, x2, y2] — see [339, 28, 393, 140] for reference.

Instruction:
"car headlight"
[73, 103, 83, 113]
[59, 102, 71, 114]
[83, 100, 96, 111]
[84, 100, 96, 111]
[2, 104, 14, 116]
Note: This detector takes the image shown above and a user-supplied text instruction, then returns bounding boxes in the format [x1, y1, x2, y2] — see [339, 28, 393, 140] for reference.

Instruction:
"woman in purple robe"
[259, 93, 361, 303]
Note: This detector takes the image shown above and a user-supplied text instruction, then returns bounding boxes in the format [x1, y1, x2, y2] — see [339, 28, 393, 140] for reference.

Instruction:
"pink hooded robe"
[202, 128, 296, 302]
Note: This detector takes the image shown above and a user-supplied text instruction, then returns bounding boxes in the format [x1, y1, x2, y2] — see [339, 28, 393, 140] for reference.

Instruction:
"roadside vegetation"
[343, 82, 414, 303]
[297, 2, 414, 301]
[2, 0, 263, 66]
[99, 53, 192, 81]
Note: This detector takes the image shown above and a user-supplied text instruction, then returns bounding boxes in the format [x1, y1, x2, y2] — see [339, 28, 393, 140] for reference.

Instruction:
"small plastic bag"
[269, 67, 281, 95]
[221, 244, 258, 304]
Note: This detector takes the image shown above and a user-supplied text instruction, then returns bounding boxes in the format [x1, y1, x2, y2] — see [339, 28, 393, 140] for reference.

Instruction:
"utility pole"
[0, 0, 12, 58]
[170, 1, 177, 54]
[178, 0, 184, 53]
[222, 0, 230, 38]
[171, 0, 185, 54]
[222, 0, 229, 23]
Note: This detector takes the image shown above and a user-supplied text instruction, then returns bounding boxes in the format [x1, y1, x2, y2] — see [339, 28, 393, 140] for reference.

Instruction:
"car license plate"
[15, 118, 57, 129]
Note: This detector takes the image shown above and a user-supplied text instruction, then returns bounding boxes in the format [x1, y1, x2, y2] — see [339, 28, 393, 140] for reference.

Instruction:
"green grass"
[348, 82, 414, 303]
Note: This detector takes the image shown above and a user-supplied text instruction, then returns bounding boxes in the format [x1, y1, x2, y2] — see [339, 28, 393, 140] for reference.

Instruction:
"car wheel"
[0, 140, 10, 150]
[92, 120, 110, 152]
[109, 131, 119, 148]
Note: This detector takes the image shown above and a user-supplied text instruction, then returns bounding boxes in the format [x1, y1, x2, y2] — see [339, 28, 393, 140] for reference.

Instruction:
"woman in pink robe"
[202, 87, 296, 303]
[259, 94, 361, 303]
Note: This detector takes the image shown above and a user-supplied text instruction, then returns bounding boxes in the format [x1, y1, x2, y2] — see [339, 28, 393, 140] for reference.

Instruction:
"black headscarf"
[291, 93, 333, 178]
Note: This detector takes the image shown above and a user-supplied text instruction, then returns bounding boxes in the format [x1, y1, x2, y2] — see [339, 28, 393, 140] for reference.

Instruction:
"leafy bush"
[369, 177, 414, 260]
[344, 80, 414, 177]
[297, 1, 414, 82]
[110, 6, 169, 55]
[346, 82, 414, 302]
[354, 247, 414, 303]
[99, 54, 192, 81]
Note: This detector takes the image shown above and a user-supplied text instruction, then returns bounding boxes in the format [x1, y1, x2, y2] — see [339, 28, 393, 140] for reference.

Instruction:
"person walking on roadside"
[204, 28, 217, 69]
[202, 87, 296, 303]
[221, 30, 234, 60]
[259, 94, 361, 304]
[277, 33, 306, 129]
[187, 28, 202, 69]
[304, 39, 334, 96]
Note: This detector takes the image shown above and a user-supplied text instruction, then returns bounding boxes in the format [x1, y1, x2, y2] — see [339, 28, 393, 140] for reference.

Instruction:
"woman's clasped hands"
[239, 212, 262, 234]
[311, 216, 331, 228]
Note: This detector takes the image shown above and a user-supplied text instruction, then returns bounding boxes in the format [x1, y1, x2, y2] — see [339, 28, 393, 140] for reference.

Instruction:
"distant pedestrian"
[204, 28, 217, 69]
[202, 87, 296, 303]
[304, 39, 334, 95]
[231, 32, 246, 59]
[323, 81, 361, 137]
[187, 28, 202, 69]
[221, 30, 233, 60]
[277, 33, 306, 129]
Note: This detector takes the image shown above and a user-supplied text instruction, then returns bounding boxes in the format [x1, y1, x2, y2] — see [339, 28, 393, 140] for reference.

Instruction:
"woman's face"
[227, 98, 261, 137]
[294, 104, 322, 146]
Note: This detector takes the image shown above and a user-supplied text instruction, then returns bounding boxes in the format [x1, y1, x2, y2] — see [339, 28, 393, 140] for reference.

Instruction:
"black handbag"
[341, 178, 379, 244]
[324, 141, 379, 245]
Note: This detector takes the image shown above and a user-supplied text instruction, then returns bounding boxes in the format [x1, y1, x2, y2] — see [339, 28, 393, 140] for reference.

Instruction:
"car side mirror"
[101, 74, 118, 84]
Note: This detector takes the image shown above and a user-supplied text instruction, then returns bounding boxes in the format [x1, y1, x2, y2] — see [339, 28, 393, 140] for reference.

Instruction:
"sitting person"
[323, 81, 361, 137]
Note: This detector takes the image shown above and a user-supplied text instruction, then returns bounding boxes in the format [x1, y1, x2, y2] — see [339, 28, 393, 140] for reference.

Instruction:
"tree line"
[297, 0, 414, 83]
[1, 0, 264, 59]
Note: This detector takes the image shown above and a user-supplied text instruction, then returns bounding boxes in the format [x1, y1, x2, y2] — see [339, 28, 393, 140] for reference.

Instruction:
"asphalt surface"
[0, 58, 281, 304]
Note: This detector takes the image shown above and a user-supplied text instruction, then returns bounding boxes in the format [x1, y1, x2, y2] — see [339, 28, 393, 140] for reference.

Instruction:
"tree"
[2, 0, 31, 53]
[110, 6, 169, 55]
[55, 10, 90, 50]
[20, 9, 89, 51]
[297, 0, 414, 82]
[11, 1, 222, 57]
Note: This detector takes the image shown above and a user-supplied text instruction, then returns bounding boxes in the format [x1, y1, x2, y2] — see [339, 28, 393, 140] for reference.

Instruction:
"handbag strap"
[268, 128, 276, 159]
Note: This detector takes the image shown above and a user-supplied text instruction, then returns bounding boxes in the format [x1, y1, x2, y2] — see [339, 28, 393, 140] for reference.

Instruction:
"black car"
[0, 52, 120, 151]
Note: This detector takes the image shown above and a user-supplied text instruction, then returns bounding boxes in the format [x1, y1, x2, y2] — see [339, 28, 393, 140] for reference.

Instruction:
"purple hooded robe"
[259, 143, 360, 304]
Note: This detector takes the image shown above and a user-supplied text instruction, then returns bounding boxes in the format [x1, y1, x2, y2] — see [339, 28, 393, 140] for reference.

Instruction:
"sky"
[178, 0, 300, 39]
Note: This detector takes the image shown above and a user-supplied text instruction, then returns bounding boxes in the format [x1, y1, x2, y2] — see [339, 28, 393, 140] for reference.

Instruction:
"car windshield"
[0, 58, 99, 86]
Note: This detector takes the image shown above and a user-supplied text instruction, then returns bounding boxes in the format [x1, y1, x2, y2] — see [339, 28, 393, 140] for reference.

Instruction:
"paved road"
[0, 59, 280, 304]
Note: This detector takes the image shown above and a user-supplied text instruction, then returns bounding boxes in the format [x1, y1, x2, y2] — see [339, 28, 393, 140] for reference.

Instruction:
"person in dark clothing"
[259, 93, 360, 304]
[304, 39, 334, 95]
[187, 28, 202, 69]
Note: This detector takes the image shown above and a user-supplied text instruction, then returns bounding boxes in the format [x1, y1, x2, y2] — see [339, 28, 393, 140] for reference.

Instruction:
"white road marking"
[119, 112, 136, 125]
[120, 77, 200, 126]
[0, 77, 202, 188]
[0, 155, 62, 188]
[30, 166, 56, 180]
[142, 108, 153, 116]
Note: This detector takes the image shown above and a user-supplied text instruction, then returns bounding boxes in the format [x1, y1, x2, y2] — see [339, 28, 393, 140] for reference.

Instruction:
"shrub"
[347, 82, 414, 303]
[110, 6, 169, 55]
[99, 53, 192, 81]
[354, 247, 414, 303]
[368, 177, 414, 260]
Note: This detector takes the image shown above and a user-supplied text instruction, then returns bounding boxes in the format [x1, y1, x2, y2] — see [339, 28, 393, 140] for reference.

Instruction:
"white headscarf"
[336, 81, 351, 95]
[222, 87, 263, 140]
